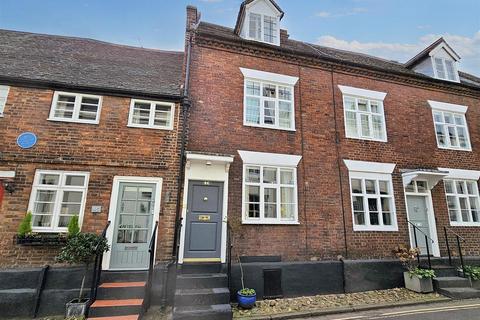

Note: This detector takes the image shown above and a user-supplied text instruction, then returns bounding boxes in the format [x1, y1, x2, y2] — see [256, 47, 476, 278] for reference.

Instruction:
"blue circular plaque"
[17, 132, 37, 149]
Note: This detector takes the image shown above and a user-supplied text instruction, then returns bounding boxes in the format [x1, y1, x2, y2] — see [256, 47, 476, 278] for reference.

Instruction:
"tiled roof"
[0, 29, 184, 98]
[197, 22, 480, 89]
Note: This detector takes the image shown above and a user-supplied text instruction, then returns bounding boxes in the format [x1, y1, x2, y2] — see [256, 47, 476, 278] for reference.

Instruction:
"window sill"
[243, 123, 296, 132]
[242, 220, 300, 225]
[345, 135, 388, 143]
[436, 146, 472, 152]
[127, 124, 173, 131]
[449, 222, 480, 227]
[15, 233, 68, 246]
[353, 225, 398, 232]
[48, 117, 99, 125]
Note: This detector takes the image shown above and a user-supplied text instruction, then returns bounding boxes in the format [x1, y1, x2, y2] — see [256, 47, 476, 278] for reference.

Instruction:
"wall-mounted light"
[4, 181, 15, 194]
[205, 161, 212, 166]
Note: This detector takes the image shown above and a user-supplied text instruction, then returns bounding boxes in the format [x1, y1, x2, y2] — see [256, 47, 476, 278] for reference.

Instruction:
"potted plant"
[16, 211, 68, 246]
[393, 245, 435, 293]
[461, 265, 480, 289]
[236, 255, 256, 309]
[57, 230, 109, 317]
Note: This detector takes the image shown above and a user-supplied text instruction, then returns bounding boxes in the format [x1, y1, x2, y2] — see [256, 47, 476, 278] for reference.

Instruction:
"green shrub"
[462, 265, 480, 281]
[67, 216, 80, 236]
[17, 211, 33, 237]
[408, 267, 436, 279]
[239, 288, 256, 296]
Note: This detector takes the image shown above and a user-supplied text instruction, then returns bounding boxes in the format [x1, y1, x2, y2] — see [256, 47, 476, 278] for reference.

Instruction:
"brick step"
[176, 273, 228, 289]
[434, 276, 471, 289]
[175, 287, 230, 307]
[101, 271, 148, 283]
[97, 282, 146, 300]
[173, 304, 232, 320]
[88, 315, 139, 320]
[88, 299, 143, 318]
[180, 263, 223, 274]
[431, 265, 459, 277]
[438, 287, 480, 300]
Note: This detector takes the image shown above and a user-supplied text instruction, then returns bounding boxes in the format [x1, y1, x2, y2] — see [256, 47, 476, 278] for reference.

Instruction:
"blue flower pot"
[237, 291, 256, 309]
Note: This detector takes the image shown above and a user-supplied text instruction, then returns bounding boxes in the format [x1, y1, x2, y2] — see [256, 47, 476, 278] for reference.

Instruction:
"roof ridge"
[0, 28, 184, 55]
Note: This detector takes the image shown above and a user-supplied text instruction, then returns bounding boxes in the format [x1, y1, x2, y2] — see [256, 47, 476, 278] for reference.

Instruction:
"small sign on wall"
[17, 132, 37, 149]
[91, 206, 102, 214]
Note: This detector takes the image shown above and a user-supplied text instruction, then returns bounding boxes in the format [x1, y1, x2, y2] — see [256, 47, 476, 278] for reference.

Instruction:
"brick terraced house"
[0, 1, 480, 319]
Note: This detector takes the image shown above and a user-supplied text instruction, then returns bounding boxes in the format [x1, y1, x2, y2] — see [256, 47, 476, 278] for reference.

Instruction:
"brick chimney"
[186, 5, 200, 32]
[280, 29, 289, 45]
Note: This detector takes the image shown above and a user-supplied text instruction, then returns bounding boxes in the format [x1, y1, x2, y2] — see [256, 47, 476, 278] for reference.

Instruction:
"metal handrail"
[444, 226, 466, 275]
[406, 219, 434, 269]
[89, 221, 111, 307]
[226, 222, 233, 297]
[144, 221, 159, 312]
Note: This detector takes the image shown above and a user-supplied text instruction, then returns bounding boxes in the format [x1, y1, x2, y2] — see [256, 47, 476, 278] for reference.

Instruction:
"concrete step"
[434, 276, 471, 289]
[88, 299, 143, 318]
[180, 263, 223, 274]
[438, 287, 480, 299]
[173, 304, 232, 320]
[101, 271, 147, 283]
[88, 315, 139, 320]
[97, 282, 146, 300]
[176, 273, 228, 289]
[431, 265, 459, 277]
[174, 287, 230, 307]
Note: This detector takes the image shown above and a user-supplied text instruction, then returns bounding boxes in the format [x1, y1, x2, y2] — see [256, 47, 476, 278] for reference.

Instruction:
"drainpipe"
[172, 23, 197, 259]
[330, 68, 349, 258]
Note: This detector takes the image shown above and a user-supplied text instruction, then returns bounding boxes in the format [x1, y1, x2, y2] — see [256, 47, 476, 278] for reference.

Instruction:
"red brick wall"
[0, 86, 183, 267]
[187, 41, 480, 261]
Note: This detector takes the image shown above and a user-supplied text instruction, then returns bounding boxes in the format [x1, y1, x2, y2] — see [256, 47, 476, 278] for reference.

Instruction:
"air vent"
[263, 268, 283, 299]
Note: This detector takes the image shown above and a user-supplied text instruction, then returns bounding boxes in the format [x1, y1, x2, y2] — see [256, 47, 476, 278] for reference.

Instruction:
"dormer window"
[249, 13, 262, 40]
[247, 12, 278, 44]
[434, 57, 458, 82]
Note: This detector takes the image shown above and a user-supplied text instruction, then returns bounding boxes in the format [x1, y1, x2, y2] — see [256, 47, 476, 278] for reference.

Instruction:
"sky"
[0, 0, 479, 75]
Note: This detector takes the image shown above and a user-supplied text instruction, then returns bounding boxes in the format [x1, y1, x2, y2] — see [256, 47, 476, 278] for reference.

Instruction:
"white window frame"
[246, 12, 280, 45]
[428, 100, 471, 151]
[127, 99, 175, 130]
[239, 150, 301, 225]
[48, 91, 102, 124]
[240, 68, 298, 131]
[344, 159, 397, 232]
[28, 170, 90, 233]
[338, 85, 388, 142]
[0, 85, 10, 117]
[432, 56, 459, 82]
[444, 179, 480, 227]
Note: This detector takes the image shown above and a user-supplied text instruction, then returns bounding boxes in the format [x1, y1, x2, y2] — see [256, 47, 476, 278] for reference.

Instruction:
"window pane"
[62, 191, 82, 203]
[416, 181, 427, 193]
[381, 197, 391, 212]
[245, 97, 260, 124]
[444, 180, 454, 194]
[365, 180, 376, 194]
[279, 101, 292, 128]
[448, 126, 458, 146]
[117, 230, 133, 243]
[263, 84, 276, 98]
[467, 182, 477, 195]
[55, 95, 75, 118]
[459, 197, 470, 222]
[360, 114, 370, 137]
[445, 60, 456, 80]
[457, 127, 468, 148]
[264, 187, 277, 203]
[35, 190, 56, 202]
[79, 97, 99, 120]
[249, 13, 261, 40]
[281, 187, 294, 203]
[454, 115, 464, 126]
[40, 174, 60, 185]
[133, 230, 148, 243]
[433, 111, 443, 123]
[435, 124, 447, 147]
[447, 196, 459, 222]
[65, 175, 85, 186]
[351, 179, 362, 193]
[345, 111, 358, 137]
[264, 100, 276, 125]
[264, 204, 277, 218]
[278, 86, 292, 101]
[247, 203, 260, 218]
[372, 115, 384, 140]
[456, 181, 467, 194]
[358, 99, 368, 111]
[132, 102, 151, 125]
[246, 166, 260, 183]
[405, 182, 415, 193]
[135, 215, 149, 228]
[263, 15, 277, 43]
[58, 215, 76, 228]
[352, 196, 364, 211]
[370, 101, 381, 114]
[245, 185, 260, 203]
[470, 197, 479, 222]
[344, 97, 355, 110]
[444, 113, 454, 124]
[119, 215, 134, 228]
[34, 202, 55, 214]
[246, 81, 260, 96]
[263, 167, 277, 184]
[32, 215, 52, 227]
[280, 170, 294, 185]
[435, 58, 446, 79]
[353, 196, 365, 225]
[379, 181, 389, 195]
[382, 212, 392, 225]
[281, 204, 295, 220]
[154, 104, 172, 127]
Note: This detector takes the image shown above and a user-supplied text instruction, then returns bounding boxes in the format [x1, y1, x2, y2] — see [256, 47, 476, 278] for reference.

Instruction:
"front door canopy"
[401, 169, 449, 189]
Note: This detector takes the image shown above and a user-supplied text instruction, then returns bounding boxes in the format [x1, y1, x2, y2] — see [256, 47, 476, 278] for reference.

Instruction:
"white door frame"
[404, 183, 440, 257]
[102, 176, 163, 270]
[178, 153, 234, 264]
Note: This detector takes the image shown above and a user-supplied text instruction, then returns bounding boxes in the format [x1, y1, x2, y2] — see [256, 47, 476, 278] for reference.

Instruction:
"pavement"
[310, 299, 480, 320]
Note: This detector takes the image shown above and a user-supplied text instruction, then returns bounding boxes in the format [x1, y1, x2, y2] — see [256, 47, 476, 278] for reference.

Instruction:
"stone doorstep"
[233, 297, 452, 320]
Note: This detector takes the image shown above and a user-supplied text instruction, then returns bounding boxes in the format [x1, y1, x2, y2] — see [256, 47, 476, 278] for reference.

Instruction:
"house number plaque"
[198, 215, 211, 221]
